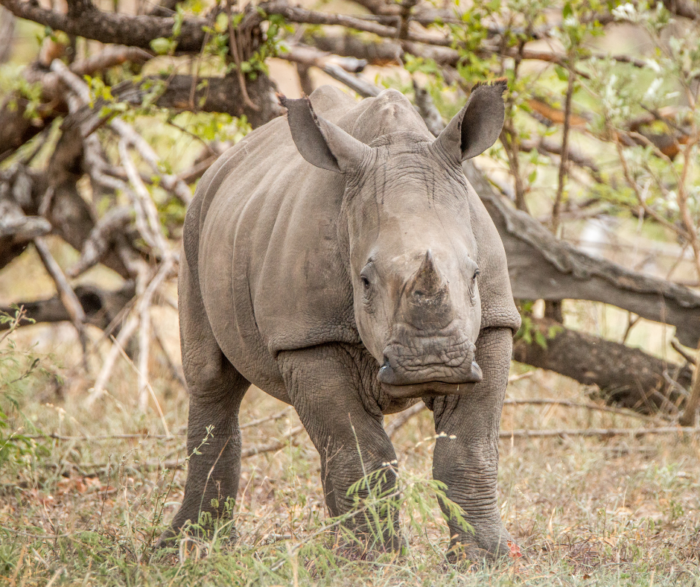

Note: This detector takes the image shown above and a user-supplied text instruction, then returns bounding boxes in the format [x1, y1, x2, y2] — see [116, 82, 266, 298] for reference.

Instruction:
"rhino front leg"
[279, 345, 400, 551]
[431, 327, 514, 562]
[157, 250, 250, 547]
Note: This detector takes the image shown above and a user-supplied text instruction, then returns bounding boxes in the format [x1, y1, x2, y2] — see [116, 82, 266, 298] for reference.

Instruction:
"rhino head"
[283, 83, 507, 399]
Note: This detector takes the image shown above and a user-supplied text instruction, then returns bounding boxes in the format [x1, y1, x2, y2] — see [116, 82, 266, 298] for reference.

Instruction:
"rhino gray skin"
[160, 83, 521, 560]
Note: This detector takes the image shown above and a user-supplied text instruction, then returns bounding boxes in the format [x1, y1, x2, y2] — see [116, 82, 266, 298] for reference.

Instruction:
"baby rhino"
[159, 82, 521, 561]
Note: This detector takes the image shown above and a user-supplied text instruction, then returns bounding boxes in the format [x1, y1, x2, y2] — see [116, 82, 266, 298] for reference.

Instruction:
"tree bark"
[0, 0, 208, 52]
[1, 283, 136, 333]
[513, 317, 692, 414]
[463, 162, 700, 348]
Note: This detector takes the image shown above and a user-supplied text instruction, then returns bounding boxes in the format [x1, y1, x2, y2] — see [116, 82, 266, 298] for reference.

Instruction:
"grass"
[1, 307, 699, 587]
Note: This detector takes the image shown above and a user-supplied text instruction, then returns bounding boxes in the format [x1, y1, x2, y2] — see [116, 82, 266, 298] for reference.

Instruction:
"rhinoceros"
[159, 82, 521, 560]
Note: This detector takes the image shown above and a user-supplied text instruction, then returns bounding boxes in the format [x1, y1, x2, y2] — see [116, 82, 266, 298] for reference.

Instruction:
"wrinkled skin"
[158, 84, 521, 560]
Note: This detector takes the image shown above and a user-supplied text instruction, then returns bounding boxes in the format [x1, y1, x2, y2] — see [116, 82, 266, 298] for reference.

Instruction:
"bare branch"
[0, 0, 208, 52]
[386, 403, 425, 438]
[263, 0, 451, 47]
[0, 284, 136, 332]
[67, 207, 132, 278]
[551, 69, 576, 233]
[512, 316, 692, 414]
[498, 426, 700, 439]
[464, 161, 700, 348]
[412, 80, 445, 136]
[281, 44, 368, 73]
[34, 236, 88, 364]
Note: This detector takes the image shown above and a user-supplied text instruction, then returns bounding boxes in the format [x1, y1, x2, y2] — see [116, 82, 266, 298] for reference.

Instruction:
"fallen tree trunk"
[464, 162, 700, 348]
[513, 316, 692, 414]
[1, 283, 136, 333]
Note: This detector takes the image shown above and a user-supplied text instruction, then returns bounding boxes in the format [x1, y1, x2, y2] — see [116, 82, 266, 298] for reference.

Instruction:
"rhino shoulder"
[467, 184, 521, 333]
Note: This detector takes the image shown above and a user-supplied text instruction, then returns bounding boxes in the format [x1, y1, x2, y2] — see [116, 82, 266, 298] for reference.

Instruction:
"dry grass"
[1, 303, 699, 586]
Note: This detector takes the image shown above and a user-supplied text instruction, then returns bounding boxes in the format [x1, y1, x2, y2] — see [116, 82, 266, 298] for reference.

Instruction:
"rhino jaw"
[377, 359, 483, 399]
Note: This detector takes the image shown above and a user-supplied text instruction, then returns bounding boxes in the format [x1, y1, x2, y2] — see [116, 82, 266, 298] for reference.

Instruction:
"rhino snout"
[377, 338, 482, 389]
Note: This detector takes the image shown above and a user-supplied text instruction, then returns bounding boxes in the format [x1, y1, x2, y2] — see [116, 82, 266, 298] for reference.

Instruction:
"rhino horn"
[411, 251, 443, 298]
[403, 251, 453, 329]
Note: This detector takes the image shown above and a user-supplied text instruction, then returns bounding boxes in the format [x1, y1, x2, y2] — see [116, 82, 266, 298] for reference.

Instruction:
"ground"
[1, 305, 699, 586]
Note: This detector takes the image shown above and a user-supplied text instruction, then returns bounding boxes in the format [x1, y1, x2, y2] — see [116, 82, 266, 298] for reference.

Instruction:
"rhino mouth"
[379, 377, 482, 399]
[377, 335, 482, 399]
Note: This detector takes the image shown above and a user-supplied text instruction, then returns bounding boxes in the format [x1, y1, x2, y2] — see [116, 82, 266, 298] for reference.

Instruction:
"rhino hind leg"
[279, 344, 400, 553]
[430, 327, 515, 562]
[157, 248, 250, 548]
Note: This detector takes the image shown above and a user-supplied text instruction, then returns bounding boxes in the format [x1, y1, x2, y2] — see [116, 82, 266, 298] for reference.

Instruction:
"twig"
[508, 371, 535, 384]
[551, 67, 575, 233]
[240, 407, 293, 430]
[679, 346, 700, 426]
[502, 398, 662, 422]
[317, 64, 380, 98]
[67, 207, 132, 278]
[118, 139, 171, 257]
[25, 432, 183, 441]
[50, 59, 193, 205]
[111, 324, 171, 436]
[386, 403, 425, 438]
[85, 312, 139, 407]
[386, 391, 664, 439]
[281, 44, 367, 73]
[55, 425, 306, 472]
[226, 0, 259, 111]
[137, 289, 152, 412]
[24, 409, 293, 441]
[412, 79, 444, 137]
[385, 372, 539, 438]
[240, 425, 305, 457]
[151, 322, 187, 389]
[263, 0, 451, 47]
[33, 237, 88, 368]
[671, 338, 696, 365]
[498, 426, 700, 439]
[621, 312, 640, 344]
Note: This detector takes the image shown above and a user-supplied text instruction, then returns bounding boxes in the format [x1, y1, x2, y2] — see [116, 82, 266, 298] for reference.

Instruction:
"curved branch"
[464, 162, 700, 348]
[0, 0, 208, 52]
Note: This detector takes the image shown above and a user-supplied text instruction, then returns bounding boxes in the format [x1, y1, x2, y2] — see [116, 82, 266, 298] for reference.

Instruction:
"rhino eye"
[360, 275, 371, 290]
[473, 268, 480, 280]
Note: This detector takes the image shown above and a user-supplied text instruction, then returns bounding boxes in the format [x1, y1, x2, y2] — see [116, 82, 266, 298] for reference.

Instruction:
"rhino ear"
[281, 95, 372, 174]
[434, 80, 506, 162]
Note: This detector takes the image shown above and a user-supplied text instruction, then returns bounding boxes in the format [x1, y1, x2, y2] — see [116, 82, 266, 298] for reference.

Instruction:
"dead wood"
[0, 283, 136, 333]
[33, 236, 88, 359]
[0, 0, 209, 52]
[513, 316, 692, 413]
[464, 162, 700, 348]
[498, 426, 700, 439]
[111, 73, 282, 130]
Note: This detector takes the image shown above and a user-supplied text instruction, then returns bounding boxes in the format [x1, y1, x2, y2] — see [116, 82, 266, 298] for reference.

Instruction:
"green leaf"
[555, 65, 568, 81]
[150, 37, 174, 55]
[563, 1, 573, 19]
[215, 12, 229, 34]
[534, 330, 548, 350]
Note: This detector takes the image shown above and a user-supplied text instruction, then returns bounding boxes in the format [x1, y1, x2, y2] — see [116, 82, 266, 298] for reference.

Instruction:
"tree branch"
[513, 316, 692, 414]
[0, 0, 208, 52]
[464, 161, 700, 348]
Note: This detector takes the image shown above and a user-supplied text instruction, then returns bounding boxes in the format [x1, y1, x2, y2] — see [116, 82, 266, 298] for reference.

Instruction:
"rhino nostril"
[469, 360, 483, 382]
[378, 356, 395, 383]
